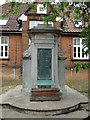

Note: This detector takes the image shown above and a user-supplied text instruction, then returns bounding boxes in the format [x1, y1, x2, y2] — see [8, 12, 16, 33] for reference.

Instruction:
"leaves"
[73, 62, 88, 73]
[27, 2, 36, 10]
[81, 62, 88, 69]
[0, 1, 89, 73]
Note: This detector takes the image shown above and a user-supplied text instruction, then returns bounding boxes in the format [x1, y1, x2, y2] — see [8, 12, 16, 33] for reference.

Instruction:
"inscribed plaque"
[37, 48, 52, 80]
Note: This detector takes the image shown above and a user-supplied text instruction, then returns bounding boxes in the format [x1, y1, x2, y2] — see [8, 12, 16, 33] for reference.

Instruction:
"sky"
[0, 0, 60, 6]
[0, 0, 88, 6]
[0, 0, 5, 5]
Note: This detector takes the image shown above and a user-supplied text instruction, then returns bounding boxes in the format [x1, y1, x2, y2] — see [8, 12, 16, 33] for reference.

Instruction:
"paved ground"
[0, 108, 89, 119]
[0, 85, 89, 119]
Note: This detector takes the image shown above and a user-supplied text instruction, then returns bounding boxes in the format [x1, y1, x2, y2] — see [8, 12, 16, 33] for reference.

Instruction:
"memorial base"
[30, 88, 61, 101]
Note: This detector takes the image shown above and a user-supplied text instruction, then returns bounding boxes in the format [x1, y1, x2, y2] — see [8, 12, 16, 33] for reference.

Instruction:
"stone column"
[58, 47, 66, 96]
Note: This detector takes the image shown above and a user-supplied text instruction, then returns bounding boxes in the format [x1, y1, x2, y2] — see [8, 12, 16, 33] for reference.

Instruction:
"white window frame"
[73, 20, 83, 28]
[29, 20, 44, 29]
[0, 36, 9, 59]
[29, 20, 53, 29]
[37, 4, 47, 14]
[73, 38, 89, 60]
[0, 19, 8, 26]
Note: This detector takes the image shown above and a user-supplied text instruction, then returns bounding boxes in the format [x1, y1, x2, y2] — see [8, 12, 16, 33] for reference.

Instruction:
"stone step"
[35, 80, 56, 88]
[30, 88, 61, 101]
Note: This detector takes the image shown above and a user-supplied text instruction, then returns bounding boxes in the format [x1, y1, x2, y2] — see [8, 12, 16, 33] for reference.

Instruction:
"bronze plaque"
[37, 48, 52, 80]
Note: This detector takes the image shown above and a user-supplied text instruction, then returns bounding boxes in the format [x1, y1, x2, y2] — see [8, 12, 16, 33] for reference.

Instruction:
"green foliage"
[73, 62, 81, 73]
[73, 62, 88, 73]
[27, 2, 37, 10]
[0, 2, 22, 19]
[0, 1, 89, 73]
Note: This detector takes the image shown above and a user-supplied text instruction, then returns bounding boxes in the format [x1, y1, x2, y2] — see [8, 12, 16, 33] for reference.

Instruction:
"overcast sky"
[1, 0, 88, 6]
[0, 0, 5, 5]
[0, 0, 60, 6]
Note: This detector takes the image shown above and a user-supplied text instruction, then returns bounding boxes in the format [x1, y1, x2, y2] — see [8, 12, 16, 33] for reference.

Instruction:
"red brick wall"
[1, 67, 21, 80]
[22, 21, 29, 52]
[65, 69, 88, 81]
[59, 35, 73, 67]
[9, 34, 22, 66]
[0, 34, 22, 67]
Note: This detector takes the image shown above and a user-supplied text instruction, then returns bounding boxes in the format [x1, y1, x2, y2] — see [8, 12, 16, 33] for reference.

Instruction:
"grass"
[66, 79, 88, 97]
[65, 69, 88, 97]
[1, 78, 88, 97]
[0, 75, 22, 94]
[0, 70, 88, 96]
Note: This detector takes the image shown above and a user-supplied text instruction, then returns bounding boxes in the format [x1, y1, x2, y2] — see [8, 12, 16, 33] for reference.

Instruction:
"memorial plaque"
[37, 48, 52, 80]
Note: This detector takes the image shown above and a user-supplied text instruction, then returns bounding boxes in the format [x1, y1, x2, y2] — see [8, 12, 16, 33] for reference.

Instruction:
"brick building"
[0, 3, 89, 80]
[0, 3, 27, 79]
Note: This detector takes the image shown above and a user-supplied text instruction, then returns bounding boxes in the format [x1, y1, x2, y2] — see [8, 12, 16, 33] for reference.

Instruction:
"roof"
[64, 19, 82, 33]
[24, 4, 84, 34]
[0, 3, 27, 32]
[0, 3, 86, 34]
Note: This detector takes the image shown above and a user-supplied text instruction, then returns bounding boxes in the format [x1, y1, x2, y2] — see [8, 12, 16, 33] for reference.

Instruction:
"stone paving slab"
[0, 85, 88, 111]
[1, 108, 89, 119]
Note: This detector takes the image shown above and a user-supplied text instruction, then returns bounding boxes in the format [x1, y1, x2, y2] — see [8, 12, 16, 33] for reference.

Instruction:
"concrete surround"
[22, 24, 66, 96]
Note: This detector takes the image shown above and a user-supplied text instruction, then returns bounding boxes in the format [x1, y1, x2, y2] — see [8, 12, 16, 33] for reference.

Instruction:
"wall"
[0, 33, 22, 67]
[22, 21, 29, 52]
[0, 33, 23, 79]
[65, 69, 88, 81]
[59, 35, 73, 68]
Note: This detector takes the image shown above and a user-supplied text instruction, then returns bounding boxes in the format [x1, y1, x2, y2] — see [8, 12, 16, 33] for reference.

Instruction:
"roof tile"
[0, 3, 27, 31]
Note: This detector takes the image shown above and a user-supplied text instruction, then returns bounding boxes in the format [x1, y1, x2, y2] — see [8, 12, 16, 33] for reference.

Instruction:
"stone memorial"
[22, 24, 66, 101]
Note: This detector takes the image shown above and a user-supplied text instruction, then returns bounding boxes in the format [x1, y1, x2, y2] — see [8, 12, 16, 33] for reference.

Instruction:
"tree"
[0, 0, 90, 72]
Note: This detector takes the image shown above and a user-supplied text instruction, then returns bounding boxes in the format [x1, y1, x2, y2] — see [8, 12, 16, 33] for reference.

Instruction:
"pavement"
[0, 85, 89, 119]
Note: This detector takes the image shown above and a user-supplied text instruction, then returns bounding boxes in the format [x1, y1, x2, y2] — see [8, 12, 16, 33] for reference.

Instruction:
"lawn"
[0, 73, 88, 97]
[66, 79, 88, 97]
[1, 78, 88, 97]
[65, 69, 88, 97]
[0, 75, 22, 94]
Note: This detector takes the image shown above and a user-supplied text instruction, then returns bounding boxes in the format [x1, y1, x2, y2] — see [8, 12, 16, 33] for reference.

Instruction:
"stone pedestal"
[22, 24, 66, 101]
[30, 88, 61, 101]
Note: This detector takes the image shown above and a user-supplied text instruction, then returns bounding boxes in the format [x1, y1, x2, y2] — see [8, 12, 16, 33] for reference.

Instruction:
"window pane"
[82, 53, 84, 57]
[5, 52, 8, 56]
[82, 39, 86, 46]
[73, 39, 76, 45]
[1, 46, 3, 57]
[1, 52, 3, 56]
[82, 49, 84, 57]
[78, 47, 80, 52]
[78, 47, 80, 57]
[74, 53, 76, 57]
[5, 37, 8, 44]
[77, 38, 80, 45]
[1, 37, 4, 44]
[74, 47, 76, 52]
[1, 46, 3, 51]
[82, 38, 86, 42]
[39, 6, 44, 12]
[30, 21, 35, 29]
[5, 46, 8, 51]
[78, 53, 80, 57]
[73, 47, 76, 57]
[36, 21, 44, 26]
[30, 21, 44, 29]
